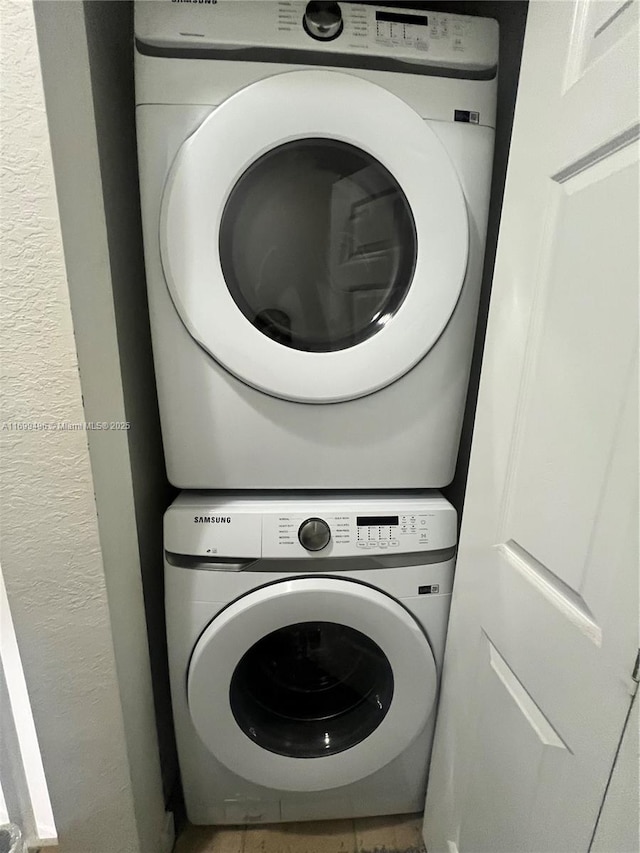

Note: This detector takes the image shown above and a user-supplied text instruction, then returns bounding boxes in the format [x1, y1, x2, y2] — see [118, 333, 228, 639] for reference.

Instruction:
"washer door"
[187, 577, 438, 792]
[160, 69, 468, 403]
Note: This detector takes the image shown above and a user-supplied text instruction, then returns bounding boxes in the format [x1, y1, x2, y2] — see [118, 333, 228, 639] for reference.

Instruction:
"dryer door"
[187, 577, 438, 792]
[160, 69, 468, 403]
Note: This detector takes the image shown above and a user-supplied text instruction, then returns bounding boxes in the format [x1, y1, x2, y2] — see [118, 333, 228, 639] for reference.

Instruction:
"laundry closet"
[134, 0, 499, 834]
[24, 1, 638, 852]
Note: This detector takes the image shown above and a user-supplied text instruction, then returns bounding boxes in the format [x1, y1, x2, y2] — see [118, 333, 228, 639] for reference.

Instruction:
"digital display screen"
[357, 516, 399, 526]
[375, 11, 428, 27]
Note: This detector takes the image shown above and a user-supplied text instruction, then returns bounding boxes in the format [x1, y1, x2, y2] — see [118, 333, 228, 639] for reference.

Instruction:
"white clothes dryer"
[165, 491, 456, 824]
[135, 2, 498, 488]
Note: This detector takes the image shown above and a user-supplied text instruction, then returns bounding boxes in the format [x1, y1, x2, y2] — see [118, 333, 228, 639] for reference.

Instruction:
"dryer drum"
[229, 620, 394, 758]
[219, 138, 417, 354]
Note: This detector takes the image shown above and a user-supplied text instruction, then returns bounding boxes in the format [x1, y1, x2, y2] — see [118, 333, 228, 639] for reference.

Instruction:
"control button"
[379, 542, 388, 549]
[420, 518, 427, 526]
[357, 542, 368, 549]
[303, 1, 343, 41]
[298, 517, 331, 551]
[390, 540, 400, 547]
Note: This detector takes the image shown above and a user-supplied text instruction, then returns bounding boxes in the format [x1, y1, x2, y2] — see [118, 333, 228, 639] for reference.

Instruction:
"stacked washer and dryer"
[135, 0, 497, 828]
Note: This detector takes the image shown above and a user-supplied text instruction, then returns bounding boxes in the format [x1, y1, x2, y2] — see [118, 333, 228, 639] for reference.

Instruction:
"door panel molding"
[497, 541, 601, 646]
[551, 121, 640, 183]
[487, 637, 570, 751]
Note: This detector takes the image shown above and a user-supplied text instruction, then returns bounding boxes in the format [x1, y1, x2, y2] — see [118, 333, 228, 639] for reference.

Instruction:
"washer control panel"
[135, 2, 499, 75]
[164, 493, 457, 560]
[267, 510, 442, 557]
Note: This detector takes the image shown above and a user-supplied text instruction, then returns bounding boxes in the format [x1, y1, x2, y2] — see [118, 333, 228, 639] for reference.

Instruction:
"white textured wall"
[31, 0, 170, 847]
[0, 2, 145, 850]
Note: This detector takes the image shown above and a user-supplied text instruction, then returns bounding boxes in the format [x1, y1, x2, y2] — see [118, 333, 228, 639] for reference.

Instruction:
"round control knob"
[298, 517, 332, 551]
[303, 1, 343, 41]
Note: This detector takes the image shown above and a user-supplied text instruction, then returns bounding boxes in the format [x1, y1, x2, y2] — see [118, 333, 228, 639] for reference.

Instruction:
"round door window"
[219, 139, 417, 352]
[229, 620, 394, 758]
[187, 575, 439, 790]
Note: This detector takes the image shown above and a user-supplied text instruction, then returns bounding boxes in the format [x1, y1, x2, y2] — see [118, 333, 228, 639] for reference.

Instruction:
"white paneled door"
[424, 2, 639, 852]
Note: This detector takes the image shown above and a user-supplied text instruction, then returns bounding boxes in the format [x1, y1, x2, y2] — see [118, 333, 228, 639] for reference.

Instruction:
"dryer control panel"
[135, 2, 499, 76]
[165, 492, 457, 560]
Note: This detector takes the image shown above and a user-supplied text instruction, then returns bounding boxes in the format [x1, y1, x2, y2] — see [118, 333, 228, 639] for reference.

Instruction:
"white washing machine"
[135, 2, 498, 488]
[165, 491, 456, 824]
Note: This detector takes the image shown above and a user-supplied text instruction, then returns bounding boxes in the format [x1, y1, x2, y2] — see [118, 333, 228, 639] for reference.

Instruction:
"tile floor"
[174, 813, 427, 853]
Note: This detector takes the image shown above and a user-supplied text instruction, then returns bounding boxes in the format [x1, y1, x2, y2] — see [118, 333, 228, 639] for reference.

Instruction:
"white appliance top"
[135, 1, 498, 77]
[165, 491, 457, 559]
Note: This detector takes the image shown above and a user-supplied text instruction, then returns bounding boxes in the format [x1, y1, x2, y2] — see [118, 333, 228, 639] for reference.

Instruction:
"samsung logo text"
[194, 516, 232, 523]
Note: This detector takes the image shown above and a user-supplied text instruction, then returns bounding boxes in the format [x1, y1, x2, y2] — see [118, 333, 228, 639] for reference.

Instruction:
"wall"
[29, 0, 173, 847]
[80, 0, 178, 802]
[0, 1, 164, 851]
[32, 0, 178, 805]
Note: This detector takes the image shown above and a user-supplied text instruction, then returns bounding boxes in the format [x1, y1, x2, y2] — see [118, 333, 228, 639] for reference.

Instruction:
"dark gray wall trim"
[83, 1, 178, 806]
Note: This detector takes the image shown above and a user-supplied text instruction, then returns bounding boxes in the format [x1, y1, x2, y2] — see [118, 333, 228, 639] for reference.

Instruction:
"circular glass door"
[230, 621, 394, 757]
[160, 69, 468, 403]
[220, 139, 417, 353]
[187, 577, 438, 792]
